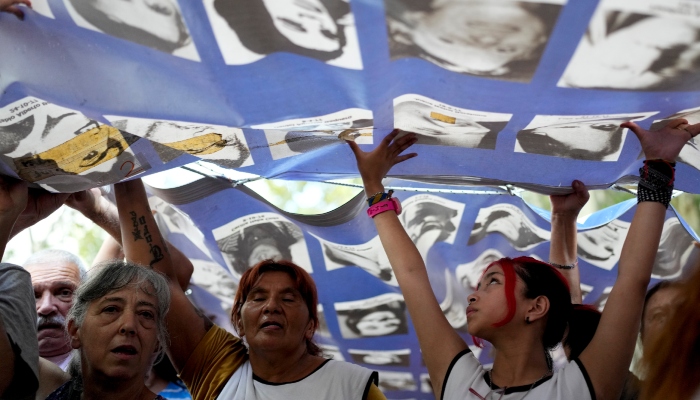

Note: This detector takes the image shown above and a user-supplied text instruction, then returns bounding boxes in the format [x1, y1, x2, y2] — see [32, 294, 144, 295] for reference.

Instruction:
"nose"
[467, 293, 478, 304]
[263, 296, 281, 314]
[36, 292, 58, 316]
[118, 313, 138, 335]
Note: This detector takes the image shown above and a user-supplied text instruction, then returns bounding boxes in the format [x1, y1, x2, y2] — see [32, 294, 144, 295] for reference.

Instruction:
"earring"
[525, 316, 530, 324]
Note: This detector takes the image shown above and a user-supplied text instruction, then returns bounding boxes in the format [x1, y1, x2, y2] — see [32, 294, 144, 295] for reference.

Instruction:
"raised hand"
[622, 118, 700, 162]
[10, 187, 70, 239]
[0, 0, 31, 20]
[0, 176, 28, 224]
[550, 180, 590, 218]
[65, 188, 108, 218]
[347, 129, 417, 195]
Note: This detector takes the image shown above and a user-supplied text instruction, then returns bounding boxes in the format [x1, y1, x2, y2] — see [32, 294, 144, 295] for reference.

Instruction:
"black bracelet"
[638, 160, 675, 209]
[550, 260, 577, 270]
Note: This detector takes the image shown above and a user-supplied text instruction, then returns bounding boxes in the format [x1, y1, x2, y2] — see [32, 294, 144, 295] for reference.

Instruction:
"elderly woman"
[114, 178, 385, 400]
[45, 260, 171, 400]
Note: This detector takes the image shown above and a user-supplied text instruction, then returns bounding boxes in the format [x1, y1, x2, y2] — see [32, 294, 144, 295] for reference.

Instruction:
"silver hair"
[23, 249, 88, 280]
[67, 260, 171, 361]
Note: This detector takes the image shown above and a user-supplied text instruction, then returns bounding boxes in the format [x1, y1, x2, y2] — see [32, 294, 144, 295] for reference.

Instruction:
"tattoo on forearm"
[131, 212, 165, 266]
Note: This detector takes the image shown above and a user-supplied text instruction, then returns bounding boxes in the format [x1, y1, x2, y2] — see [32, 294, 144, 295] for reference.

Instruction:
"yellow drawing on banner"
[430, 112, 456, 124]
[14, 124, 135, 182]
[163, 133, 226, 155]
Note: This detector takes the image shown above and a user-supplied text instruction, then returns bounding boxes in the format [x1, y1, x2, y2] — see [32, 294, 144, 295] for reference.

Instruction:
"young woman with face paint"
[348, 119, 699, 400]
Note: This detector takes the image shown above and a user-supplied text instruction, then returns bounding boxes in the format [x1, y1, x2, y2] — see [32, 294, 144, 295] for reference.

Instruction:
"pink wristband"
[367, 197, 402, 218]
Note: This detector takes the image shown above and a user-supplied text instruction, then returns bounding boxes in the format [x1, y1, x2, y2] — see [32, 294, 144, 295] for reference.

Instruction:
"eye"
[58, 289, 73, 298]
[139, 311, 155, 320]
[102, 306, 118, 313]
[488, 278, 500, 286]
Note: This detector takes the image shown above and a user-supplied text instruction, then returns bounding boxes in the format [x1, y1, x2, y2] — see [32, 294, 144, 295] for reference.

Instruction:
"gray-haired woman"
[46, 261, 171, 400]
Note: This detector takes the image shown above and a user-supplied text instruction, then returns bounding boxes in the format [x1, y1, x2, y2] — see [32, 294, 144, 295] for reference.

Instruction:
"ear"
[526, 295, 550, 323]
[304, 319, 317, 341]
[67, 319, 81, 350]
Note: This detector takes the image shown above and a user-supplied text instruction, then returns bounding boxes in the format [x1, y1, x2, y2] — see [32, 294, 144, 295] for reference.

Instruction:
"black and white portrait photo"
[213, 212, 312, 278]
[440, 269, 468, 331]
[63, 0, 200, 60]
[204, 0, 362, 69]
[334, 293, 408, 339]
[188, 258, 237, 312]
[456, 248, 505, 290]
[559, 0, 700, 91]
[393, 94, 511, 149]
[385, 0, 563, 81]
[515, 113, 654, 162]
[400, 194, 465, 259]
[0, 97, 145, 192]
[253, 109, 373, 160]
[348, 348, 411, 367]
[376, 371, 417, 392]
[651, 107, 700, 171]
[107, 116, 253, 169]
[577, 219, 630, 271]
[468, 203, 550, 251]
[314, 234, 397, 286]
[420, 374, 433, 393]
[651, 218, 699, 279]
[316, 304, 331, 337]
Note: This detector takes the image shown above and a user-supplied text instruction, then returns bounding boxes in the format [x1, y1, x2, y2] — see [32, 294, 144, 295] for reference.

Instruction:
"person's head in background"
[69, 0, 191, 54]
[640, 280, 684, 353]
[641, 263, 700, 400]
[24, 249, 86, 361]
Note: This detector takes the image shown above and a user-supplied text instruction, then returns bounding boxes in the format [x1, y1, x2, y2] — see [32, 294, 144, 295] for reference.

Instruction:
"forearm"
[114, 180, 173, 277]
[550, 213, 582, 303]
[617, 201, 666, 288]
[79, 199, 122, 243]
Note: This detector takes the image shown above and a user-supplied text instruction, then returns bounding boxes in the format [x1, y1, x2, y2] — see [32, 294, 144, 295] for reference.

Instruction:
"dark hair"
[563, 304, 602, 361]
[69, 0, 191, 54]
[214, 0, 348, 61]
[641, 280, 683, 337]
[345, 301, 407, 337]
[232, 259, 321, 356]
[516, 125, 624, 161]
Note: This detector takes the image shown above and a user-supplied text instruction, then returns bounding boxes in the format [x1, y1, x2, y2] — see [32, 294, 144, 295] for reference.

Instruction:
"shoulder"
[544, 360, 595, 400]
[441, 349, 484, 399]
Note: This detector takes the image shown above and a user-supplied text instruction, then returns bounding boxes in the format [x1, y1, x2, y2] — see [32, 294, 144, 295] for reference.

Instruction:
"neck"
[45, 352, 72, 367]
[490, 331, 550, 388]
[248, 346, 324, 383]
[80, 370, 154, 400]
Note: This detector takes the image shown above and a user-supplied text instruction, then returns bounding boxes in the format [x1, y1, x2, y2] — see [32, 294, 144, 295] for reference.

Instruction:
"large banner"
[2, 0, 700, 192]
[149, 176, 700, 399]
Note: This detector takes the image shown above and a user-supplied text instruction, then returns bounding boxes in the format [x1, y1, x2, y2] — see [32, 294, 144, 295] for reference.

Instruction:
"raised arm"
[579, 119, 698, 400]
[349, 130, 467, 399]
[67, 188, 194, 289]
[114, 179, 211, 371]
[549, 180, 589, 304]
[0, 0, 31, 19]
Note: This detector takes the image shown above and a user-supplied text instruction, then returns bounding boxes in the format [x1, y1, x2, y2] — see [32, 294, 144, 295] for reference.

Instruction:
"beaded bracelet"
[638, 159, 675, 209]
[550, 260, 577, 270]
[367, 190, 394, 207]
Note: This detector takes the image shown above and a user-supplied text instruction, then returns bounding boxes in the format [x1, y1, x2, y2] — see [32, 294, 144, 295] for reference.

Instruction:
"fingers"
[393, 153, 417, 166]
[381, 129, 401, 147]
[390, 133, 417, 156]
[346, 139, 362, 159]
[620, 121, 647, 141]
[3, 5, 24, 19]
[675, 122, 700, 139]
[665, 118, 689, 130]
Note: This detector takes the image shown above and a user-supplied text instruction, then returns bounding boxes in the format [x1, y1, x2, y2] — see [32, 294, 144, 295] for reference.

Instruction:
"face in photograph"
[68, 0, 192, 54]
[652, 219, 697, 279]
[456, 249, 504, 291]
[394, 101, 496, 148]
[214, 0, 350, 61]
[349, 350, 410, 367]
[468, 208, 549, 251]
[339, 301, 408, 338]
[377, 371, 417, 391]
[561, 12, 700, 90]
[577, 220, 629, 269]
[387, 0, 559, 80]
[516, 120, 628, 161]
[402, 201, 458, 244]
[323, 243, 394, 283]
[218, 221, 305, 276]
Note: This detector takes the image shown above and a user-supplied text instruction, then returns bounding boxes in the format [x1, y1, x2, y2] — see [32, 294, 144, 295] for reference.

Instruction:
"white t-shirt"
[442, 349, 595, 400]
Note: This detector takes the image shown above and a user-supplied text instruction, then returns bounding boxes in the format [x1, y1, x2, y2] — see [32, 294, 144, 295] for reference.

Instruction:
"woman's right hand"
[622, 118, 700, 162]
[347, 129, 417, 195]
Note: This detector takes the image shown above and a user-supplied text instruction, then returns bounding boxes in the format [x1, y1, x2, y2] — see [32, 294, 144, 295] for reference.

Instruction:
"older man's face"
[25, 261, 81, 357]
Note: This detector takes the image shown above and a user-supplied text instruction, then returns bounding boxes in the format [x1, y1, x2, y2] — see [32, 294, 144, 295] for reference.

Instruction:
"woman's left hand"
[622, 118, 699, 162]
[347, 129, 417, 195]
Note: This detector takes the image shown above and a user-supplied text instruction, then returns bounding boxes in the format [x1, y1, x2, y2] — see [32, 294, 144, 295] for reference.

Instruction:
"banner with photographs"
[147, 178, 698, 399]
[2, 0, 700, 192]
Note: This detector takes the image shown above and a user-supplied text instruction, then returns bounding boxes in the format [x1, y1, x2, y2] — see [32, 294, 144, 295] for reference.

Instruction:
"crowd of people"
[2, 1, 700, 400]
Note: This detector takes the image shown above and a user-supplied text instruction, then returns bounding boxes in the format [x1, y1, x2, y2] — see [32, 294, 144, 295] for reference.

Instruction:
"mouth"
[260, 321, 283, 331]
[111, 345, 138, 358]
[466, 307, 477, 318]
[38, 323, 63, 331]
